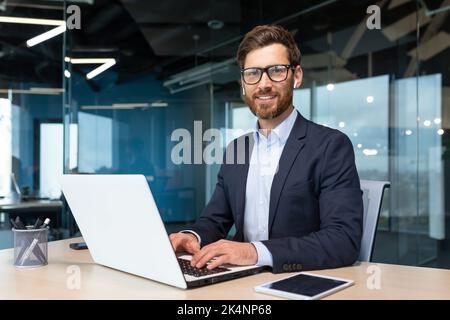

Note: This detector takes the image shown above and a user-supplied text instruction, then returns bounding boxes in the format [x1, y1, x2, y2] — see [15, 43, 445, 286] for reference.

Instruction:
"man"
[170, 25, 363, 273]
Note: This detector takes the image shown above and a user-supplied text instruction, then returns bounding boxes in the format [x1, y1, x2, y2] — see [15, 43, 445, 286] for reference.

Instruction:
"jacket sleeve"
[262, 132, 363, 273]
[185, 163, 234, 246]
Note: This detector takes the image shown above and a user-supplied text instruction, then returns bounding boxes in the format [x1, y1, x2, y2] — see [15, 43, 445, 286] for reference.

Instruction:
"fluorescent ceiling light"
[86, 59, 116, 80]
[0, 88, 64, 95]
[112, 103, 149, 108]
[81, 101, 167, 110]
[26, 23, 66, 47]
[30, 87, 64, 93]
[66, 57, 117, 80]
[81, 105, 136, 110]
[150, 102, 168, 107]
[0, 16, 65, 26]
[363, 149, 378, 156]
[70, 58, 116, 64]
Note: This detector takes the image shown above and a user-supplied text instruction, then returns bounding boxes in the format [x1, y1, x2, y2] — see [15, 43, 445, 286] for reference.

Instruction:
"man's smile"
[255, 95, 277, 101]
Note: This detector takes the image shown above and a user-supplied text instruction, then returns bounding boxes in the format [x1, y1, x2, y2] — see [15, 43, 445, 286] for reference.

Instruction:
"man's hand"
[191, 239, 258, 270]
[169, 232, 200, 254]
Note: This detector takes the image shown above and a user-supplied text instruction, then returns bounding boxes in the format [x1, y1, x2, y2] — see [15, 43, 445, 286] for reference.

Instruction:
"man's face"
[242, 43, 302, 120]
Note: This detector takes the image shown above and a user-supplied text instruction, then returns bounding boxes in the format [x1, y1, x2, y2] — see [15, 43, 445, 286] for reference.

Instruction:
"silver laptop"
[60, 174, 265, 289]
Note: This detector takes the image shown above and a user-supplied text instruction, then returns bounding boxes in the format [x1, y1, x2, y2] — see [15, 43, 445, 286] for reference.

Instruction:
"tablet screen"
[263, 274, 348, 297]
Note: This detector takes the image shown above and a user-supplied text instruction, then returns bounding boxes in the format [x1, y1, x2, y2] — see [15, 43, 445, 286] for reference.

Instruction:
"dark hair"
[236, 25, 301, 69]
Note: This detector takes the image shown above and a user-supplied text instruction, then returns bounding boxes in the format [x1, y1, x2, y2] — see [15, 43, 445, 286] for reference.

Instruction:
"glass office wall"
[0, 2, 66, 249]
[202, 0, 450, 268]
[58, 0, 449, 268]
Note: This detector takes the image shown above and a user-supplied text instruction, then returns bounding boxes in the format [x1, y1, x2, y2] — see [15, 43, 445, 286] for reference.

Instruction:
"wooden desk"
[1, 237, 450, 300]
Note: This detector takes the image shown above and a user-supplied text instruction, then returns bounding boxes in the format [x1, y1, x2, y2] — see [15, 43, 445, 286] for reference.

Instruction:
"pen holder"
[12, 227, 48, 268]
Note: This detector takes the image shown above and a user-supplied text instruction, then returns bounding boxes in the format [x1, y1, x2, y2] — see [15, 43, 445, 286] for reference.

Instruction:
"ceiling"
[0, 0, 449, 91]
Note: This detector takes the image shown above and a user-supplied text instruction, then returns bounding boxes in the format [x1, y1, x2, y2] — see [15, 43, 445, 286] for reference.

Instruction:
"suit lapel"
[268, 113, 308, 236]
[232, 134, 254, 241]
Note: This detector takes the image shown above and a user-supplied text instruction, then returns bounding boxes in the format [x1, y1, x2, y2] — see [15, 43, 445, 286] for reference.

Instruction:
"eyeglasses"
[240, 64, 294, 85]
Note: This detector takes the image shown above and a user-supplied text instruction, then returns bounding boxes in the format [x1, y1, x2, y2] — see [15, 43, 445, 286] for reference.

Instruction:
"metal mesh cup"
[13, 227, 48, 268]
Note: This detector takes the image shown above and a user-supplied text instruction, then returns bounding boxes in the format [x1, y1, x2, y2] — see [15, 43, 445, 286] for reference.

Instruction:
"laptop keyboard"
[178, 258, 230, 278]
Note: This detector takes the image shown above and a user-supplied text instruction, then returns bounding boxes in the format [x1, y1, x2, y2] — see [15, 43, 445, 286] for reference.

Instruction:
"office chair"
[358, 180, 390, 262]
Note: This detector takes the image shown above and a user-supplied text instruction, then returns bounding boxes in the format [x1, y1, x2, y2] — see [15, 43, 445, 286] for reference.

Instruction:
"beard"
[245, 87, 293, 120]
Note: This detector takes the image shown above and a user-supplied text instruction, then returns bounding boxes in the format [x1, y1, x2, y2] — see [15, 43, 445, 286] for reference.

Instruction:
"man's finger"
[191, 245, 212, 266]
[195, 248, 223, 268]
[186, 241, 200, 254]
[207, 255, 228, 270]
[170, 235, 182, 251]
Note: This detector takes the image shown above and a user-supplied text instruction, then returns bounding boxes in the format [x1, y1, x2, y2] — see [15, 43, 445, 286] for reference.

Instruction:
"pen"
[12, 218, 47, 264]
[32, 218, 43, 230]
[18, 218, 50, 266]
[15, 217, 26, 230]
[10, 218, 20, 229]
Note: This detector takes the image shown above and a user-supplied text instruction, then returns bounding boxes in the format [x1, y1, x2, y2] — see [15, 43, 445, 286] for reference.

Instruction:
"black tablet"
[254, 272, 354, 300]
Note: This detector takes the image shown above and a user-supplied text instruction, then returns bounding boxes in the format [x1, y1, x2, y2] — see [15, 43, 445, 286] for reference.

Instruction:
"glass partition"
[0, 2, 65, 248]
[56, 0, 449, 269]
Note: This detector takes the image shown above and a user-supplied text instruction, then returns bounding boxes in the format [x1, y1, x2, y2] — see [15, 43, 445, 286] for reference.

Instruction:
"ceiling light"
[366, 96, 374, 103]
[26, 23, 66, 47]
[338, 121, 345, 128]
[326, 83, 334, 91]
[363, 149, 378, 156]
[70, 58, 116, 64]
[30, 87, 64, 93]
[405, 130, 412, 136]
[207, 20, 224, 30]
[357, 143, 363, 148]
[68, 58, 117, 79]
[0, 88, 64, 95]
[86, 59, 116, 80]
[112, 103, 148, 108]
[64, 70, 71, 78]
[434, 118, 441, 124]
[437, 129, 444, 135]
[150, 102, 168, 107]
[423, 120, 431, 127]
[80, 102, 164, 110]
[0, 16, 64, 26]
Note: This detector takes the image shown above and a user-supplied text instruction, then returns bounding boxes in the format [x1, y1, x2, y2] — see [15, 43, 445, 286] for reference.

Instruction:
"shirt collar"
[254, 108, 298, 145]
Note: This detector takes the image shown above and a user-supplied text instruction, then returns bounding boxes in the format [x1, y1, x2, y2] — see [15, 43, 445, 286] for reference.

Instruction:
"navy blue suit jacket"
[188, 112, 363, 273]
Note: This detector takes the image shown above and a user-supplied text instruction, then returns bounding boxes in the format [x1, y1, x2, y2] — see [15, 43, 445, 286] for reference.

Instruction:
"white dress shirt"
[184, 108, 298, 268]
[245, 108, 298, 267]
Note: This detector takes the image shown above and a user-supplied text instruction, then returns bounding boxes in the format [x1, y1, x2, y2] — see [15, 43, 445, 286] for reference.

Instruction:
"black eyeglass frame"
[240, 64, 296, 85]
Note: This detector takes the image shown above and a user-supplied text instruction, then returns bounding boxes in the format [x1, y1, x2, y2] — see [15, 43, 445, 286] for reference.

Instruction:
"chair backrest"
[359, 180, 390, 262]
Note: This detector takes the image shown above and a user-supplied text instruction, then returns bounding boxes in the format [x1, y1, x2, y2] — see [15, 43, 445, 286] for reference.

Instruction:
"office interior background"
[0, 0, 449, 269]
